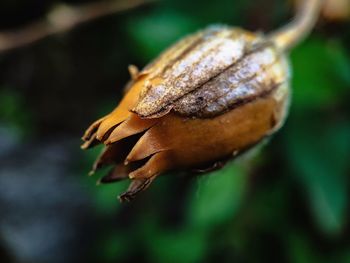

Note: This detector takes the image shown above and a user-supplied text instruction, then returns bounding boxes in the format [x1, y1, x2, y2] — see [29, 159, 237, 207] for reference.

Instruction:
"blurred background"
[0, 0, 349, 262]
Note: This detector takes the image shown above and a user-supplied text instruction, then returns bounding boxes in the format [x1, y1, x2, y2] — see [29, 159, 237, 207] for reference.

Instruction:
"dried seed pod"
[82, 0, 322, 202]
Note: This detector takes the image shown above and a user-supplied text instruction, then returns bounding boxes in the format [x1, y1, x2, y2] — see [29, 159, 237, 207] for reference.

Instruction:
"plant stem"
[269, 0, 323, 50]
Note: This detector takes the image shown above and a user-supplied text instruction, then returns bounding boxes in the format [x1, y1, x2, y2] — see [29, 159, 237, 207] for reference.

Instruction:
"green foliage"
[286, 118, 350, 235]
[127, 10, 200, 61]
[291, 38, 350, 111]
[0, 87, 33, 137]
[288, 233, 325, 263]
[285, 38, 350, 236]
[187, 163, 246, 229]
[149, 228, 207, 263]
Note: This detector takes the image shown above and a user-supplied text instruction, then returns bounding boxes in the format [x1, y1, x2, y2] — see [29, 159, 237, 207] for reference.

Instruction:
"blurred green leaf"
[0, 87, 33, 137]
[127, 10, 200, 61]
[92, 181, 128, 215]
[291, 38, 350, 110]
[326, 40, 350, 85]
[186, 162, 247, 228]
[285, 119, 350, 235]
[244, 181, 289, 230]
[159, 0, 247, 24]
[288, 233, 325, 263]
[98, 233, 130, 263]
[335, 250, 350, 263]
[149, 228, 207, 263]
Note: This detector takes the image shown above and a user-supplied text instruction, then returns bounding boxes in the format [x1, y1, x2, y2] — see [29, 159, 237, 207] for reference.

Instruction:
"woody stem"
[269, 0, 323, 51]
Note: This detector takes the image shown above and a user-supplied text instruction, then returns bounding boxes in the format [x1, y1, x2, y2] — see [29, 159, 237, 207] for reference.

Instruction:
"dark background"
[0, 0, 349, 262]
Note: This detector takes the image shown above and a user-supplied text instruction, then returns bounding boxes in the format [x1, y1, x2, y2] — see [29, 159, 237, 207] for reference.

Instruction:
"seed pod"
[82, 0, 321, 201]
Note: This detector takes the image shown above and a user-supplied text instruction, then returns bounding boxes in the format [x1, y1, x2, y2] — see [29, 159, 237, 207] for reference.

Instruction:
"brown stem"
[0, 0, 154, 53]
[269, 0, 323, 51]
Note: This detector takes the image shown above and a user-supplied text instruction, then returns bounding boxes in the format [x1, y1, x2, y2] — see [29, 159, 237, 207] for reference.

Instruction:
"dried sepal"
[132, 26, 261, 118]
[173, 43, 289, 117]
[118, 176, 156, 202]
[98, 165, 130, 184]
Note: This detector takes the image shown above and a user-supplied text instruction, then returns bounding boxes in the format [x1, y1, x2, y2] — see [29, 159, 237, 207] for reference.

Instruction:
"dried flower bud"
[82, 0, 321, 202]
[81, 26, 289, 201]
